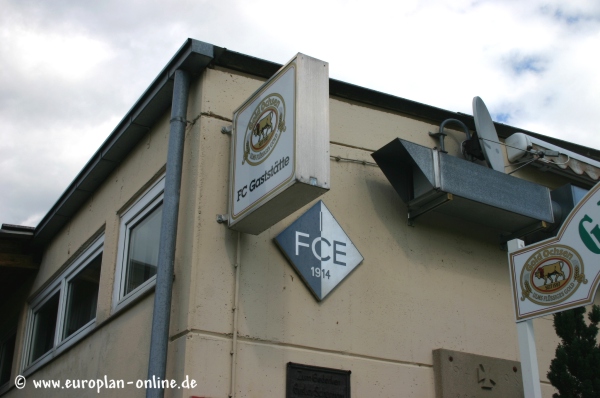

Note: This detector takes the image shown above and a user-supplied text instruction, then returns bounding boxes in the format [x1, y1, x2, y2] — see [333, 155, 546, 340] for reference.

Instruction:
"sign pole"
[516, 320, 542, 398]
[508, 239, 542, 398]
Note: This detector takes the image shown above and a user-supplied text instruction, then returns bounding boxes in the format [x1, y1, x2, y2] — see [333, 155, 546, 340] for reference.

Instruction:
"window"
[0, 332, 16, 388]
[113, 176, 164, 312]
[29, 293, 59, 364]
[63, 255, 101, 339]
[23, 235, 103, 372]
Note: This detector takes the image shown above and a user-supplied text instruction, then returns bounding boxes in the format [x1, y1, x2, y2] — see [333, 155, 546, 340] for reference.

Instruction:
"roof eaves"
[32, 39, 215, 249]
[0, 224, 35, 240]
[30, 40, 600, 249]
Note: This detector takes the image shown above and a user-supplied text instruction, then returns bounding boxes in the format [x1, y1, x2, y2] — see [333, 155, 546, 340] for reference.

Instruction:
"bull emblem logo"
[242, 93, 287, 166]
[531, 259, 571, 294]
[519, 244, 586, 306]
[253, 113, 273, 146]
[534, 261, 565, 286]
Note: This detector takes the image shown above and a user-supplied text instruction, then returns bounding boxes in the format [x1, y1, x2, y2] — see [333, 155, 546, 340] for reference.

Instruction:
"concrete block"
[433, 349, 523, 398]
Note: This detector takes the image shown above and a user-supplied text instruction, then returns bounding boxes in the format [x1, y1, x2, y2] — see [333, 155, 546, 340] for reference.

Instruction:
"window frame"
[22, 234, 104, 375]
[0, 329, 17, 392]
[112, 176, 165, 313]
[61, 250, 102, 342]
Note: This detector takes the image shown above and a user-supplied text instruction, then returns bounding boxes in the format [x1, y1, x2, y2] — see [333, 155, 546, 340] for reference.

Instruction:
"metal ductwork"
[522, 183, 588, 244]
[371, 138, 556, 239]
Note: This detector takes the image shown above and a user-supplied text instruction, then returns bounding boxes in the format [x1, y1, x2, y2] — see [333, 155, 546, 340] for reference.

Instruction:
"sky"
[1, 0, 599, 227]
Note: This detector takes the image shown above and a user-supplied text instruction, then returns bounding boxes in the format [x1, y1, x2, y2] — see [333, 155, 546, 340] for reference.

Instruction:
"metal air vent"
[372, 138, 555, 238]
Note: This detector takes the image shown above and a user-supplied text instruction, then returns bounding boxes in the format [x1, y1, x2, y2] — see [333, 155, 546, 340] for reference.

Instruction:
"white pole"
[516, 320, 543, 398]
[230, 232, 242, 398]
[507, 239, 542, 398]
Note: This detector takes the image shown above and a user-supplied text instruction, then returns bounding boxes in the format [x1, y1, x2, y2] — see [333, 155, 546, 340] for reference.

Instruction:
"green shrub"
[547, 305, 600, 398]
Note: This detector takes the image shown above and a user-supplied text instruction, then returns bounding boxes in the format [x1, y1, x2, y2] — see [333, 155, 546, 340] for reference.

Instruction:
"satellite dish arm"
[429, 118, 472, 158]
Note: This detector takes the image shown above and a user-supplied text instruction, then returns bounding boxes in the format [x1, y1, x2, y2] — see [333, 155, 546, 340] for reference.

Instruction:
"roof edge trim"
[32, 39, 215, 248]
[30, 39, 600, 249]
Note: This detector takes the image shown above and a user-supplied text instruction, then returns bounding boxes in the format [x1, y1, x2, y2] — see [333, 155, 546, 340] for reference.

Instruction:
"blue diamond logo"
[274, 201, 363, 301]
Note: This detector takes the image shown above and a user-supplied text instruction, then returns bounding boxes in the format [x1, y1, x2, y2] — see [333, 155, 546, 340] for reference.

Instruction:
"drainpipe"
[230, 232, 242, 398]
[146, 69, 191, 398]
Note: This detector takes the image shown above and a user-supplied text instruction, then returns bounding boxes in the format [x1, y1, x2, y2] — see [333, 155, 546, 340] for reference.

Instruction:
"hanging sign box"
[509, 182, 600, 321]
[228, 54, 330, 235]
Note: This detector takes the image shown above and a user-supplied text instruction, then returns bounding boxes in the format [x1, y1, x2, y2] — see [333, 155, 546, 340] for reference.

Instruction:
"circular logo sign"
[243, 93, 287, 166]
[520, 244, 587, 306]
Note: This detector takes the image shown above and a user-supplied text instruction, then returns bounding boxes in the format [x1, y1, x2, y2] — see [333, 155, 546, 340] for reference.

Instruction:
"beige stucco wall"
[6, 64, 595, 398]
[171, 67, 574, 397]
[6, 107, 173, 395]
[8, 295, 154, 398]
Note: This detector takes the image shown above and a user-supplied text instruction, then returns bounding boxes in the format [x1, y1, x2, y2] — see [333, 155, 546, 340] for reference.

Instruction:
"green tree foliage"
[547, 305, 600, 398]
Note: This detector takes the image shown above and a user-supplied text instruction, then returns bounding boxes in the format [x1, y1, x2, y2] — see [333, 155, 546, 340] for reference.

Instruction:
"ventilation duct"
[371, 138, 555, 239]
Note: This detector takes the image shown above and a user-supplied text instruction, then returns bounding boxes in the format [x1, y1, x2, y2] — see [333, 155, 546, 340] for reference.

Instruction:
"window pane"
[30, 293, 59, 364]
[63, 254, 102, 339]
[125, 204, 162, 295]
[0, 333, 16, 386]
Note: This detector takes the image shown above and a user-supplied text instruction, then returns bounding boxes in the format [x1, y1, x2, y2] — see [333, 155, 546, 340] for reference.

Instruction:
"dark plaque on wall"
[286, 362, 351, 398]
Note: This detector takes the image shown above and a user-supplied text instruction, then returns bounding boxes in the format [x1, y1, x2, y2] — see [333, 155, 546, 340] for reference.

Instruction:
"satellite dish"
[473, 96, 505, 173]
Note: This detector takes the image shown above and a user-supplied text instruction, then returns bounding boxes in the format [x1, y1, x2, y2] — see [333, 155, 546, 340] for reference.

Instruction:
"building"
[1, 38, 599, 397]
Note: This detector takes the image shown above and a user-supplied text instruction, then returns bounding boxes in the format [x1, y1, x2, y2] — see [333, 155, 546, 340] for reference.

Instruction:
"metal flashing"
[0, 224, 35, 238]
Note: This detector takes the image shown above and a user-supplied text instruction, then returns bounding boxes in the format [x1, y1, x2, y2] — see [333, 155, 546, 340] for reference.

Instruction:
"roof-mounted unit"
[506, 132, 600, 186]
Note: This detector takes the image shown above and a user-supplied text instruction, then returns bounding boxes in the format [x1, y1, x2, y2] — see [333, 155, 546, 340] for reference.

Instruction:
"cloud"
[540, 1, 600, 26]
[1, 0, 599, 226]
[5, 29, 114, 81]
[506, 53, 547, 75]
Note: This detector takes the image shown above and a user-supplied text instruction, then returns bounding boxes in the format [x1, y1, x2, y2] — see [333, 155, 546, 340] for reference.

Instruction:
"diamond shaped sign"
[274, 201, 363, 301]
